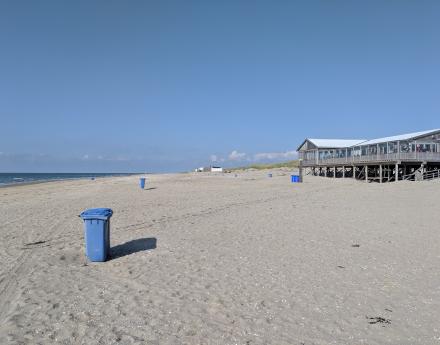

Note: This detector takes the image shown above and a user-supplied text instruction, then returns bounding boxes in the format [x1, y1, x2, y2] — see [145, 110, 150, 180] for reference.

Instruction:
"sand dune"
[1, 171, 440, 344]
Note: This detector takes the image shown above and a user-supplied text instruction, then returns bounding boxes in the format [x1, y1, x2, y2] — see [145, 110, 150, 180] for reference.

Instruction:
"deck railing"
[423, 169, 440, 180]
[302, 151, 440, 166]
[402, 169, 440, 181]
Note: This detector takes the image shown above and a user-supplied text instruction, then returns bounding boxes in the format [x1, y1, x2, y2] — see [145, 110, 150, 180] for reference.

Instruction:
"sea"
[0, 173, 138, 187]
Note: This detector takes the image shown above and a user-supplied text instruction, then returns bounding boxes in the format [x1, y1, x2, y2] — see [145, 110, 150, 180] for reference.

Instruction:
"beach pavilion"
[297, 129, 440, 182]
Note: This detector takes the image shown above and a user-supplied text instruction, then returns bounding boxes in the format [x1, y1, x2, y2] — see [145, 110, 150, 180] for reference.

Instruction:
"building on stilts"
[297, 129, 440, 182]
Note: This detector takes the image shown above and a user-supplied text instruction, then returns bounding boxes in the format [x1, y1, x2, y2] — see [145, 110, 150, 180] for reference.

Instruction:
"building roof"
[306, 139, 366, 149]
[298, 129, 440, 151]
[358, 129, 440, 146]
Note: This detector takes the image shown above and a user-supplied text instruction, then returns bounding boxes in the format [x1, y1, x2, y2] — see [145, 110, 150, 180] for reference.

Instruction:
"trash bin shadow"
[110, 237, 157, 260]
[144, 187, 157, 191]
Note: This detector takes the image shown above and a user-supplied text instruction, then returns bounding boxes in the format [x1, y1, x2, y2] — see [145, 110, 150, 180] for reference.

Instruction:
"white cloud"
[253, 150, 297, 161]
[79, 153, 136, 162]
[113, 155, 131, 162]
[208, 149, 297, 165]
[228, 150, 247, 161]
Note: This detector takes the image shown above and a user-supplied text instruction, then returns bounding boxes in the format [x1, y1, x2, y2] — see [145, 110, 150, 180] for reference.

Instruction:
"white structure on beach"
[195, 166, 223, 173]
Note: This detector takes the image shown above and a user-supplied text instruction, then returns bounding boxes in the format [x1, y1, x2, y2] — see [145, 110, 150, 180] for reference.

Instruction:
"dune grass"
[230, 160, 299, 171]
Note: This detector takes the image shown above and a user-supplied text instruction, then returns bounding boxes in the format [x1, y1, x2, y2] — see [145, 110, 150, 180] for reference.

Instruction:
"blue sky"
[1, 1, 439, 172]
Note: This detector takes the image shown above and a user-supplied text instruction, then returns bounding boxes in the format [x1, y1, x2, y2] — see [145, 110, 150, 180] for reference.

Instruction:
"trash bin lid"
[80, 208, 113, 220]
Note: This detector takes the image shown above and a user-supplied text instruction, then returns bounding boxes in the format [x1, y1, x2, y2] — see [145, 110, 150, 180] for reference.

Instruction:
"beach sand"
[1, 171, 440, 345]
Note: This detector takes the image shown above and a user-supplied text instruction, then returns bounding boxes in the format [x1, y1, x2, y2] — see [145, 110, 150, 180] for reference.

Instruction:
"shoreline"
[0, 173, 144, 189]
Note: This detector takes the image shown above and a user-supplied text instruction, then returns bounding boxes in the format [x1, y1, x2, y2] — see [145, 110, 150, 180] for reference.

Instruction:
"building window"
[379, 143, 387, 154]
[361, 146, 368, 155]
[400, 141, 410, 153]
[388, 142, 398, 153]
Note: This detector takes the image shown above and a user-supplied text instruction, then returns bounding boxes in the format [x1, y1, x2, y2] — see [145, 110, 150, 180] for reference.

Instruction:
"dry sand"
[1, 170, 440, 345]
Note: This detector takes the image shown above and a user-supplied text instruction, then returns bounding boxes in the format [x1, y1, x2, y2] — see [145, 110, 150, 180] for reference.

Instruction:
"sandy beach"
[1, 171, 440, 345]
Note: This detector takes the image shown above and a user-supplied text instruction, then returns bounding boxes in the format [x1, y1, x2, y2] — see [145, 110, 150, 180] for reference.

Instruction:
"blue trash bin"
[268, 173, 273, 178]
[80, 208, 113, 262]
[291, 175, 300, 183]
[139, 177, 146, 189]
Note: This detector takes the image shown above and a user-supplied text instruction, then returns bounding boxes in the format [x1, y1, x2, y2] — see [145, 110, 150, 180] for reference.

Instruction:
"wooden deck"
[302, 152, 440, 167]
